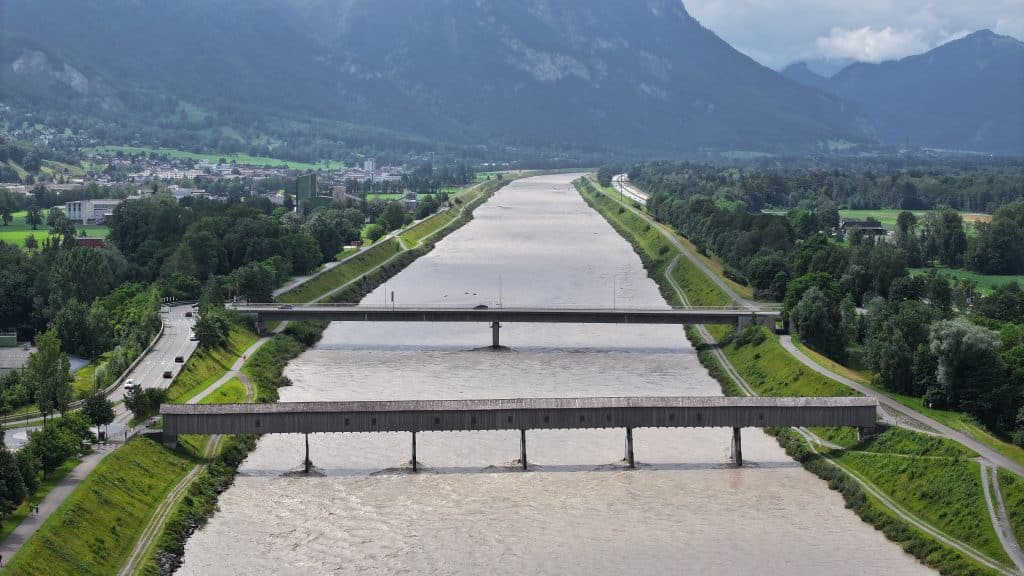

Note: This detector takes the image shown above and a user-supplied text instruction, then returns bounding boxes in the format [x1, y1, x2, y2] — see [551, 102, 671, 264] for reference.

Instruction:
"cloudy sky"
[683, 0, 1024, 69]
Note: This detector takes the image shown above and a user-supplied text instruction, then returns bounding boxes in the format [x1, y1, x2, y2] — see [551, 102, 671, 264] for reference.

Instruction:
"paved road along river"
[178, 174, 932, 575]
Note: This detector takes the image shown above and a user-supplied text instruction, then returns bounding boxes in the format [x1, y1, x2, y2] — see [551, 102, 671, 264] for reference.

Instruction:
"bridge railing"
[227, 303, 781, 312]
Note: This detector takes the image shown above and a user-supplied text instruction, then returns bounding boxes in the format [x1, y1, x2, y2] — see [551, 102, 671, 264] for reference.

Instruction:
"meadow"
[87, 146, 345, 171]
[0, 211, 109, 248]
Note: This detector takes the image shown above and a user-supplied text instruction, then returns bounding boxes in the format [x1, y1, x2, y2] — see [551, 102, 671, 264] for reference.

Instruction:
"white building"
[64, 198, 126, 224]
[364, 158, 376, 173]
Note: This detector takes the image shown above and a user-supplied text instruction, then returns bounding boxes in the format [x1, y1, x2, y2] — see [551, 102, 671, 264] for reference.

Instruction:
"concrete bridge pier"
[520, 429, 527, 470]
[731, 427, 743, 466]
[411, 432, 418, 472]
[857, 425, 882, 442]
[491, 322, 501, 348]
[304, 433, 312, 473]
[625, 428, 635, 468]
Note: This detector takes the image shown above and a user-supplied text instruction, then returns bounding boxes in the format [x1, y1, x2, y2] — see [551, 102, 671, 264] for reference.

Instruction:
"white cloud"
[815, 26, 929, 62]
[682, 0, 1024, 68]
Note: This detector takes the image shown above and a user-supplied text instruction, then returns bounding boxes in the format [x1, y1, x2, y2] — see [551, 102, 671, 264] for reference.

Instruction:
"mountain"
[1, 0, 874, 157]
[786, 30, 1024, 153]
[781, 63, 833, 93]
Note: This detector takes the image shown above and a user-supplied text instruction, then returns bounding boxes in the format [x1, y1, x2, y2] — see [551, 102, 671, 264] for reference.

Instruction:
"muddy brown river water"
[178, 174, 931, 575]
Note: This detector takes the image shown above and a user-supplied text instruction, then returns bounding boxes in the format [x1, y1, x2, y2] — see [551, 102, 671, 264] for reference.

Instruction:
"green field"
[0, 211, 109, 249]
[910, 266, 1024, 293]
[86, 146, 345, 171]
[838, 209, 991, 235]
[4, 439, 194, 576]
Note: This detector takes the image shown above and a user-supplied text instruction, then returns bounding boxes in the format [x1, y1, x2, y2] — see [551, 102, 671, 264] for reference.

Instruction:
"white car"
[124, 378, 138, 391]
[189, 332, 198, 341]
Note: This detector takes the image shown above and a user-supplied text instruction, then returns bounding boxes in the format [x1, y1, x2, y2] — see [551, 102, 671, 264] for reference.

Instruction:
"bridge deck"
[227, 305, 780, 326]
[161, 396, 877, 438]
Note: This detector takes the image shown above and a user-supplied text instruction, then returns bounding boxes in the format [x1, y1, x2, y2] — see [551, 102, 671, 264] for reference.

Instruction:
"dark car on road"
[174, 356, 184, 363]
[162, 370, 173, 378]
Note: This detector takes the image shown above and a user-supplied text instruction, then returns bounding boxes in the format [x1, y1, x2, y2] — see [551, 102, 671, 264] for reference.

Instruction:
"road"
[611, 173, 649, 206]
[109, 305, 198, 403]
[3, 305, 199, 448]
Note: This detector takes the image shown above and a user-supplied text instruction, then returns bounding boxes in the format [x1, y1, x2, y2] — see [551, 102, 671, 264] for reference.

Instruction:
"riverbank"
[574, 175, 1011, 576]
[1, 175, 515, 575]
[135, 174, 516, 573]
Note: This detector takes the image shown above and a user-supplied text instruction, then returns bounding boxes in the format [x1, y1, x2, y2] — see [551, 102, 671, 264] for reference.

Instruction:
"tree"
[0, 207, 11, 226]
[24, 330, 73, 421]
[379, 202, 405, 232]
[864, 300, 937, 395]
[23, 234, 37, 250]
[124, 387, 168, 421]
[365, 223, 385, 242]
[15, 450, 39, 494]
[24, 202, 42, 230]
[790, 286, 847, 361]
[194, 309, 230, 349]
[928, 318, 1003, 422]
[82, 391, 115, 438]
[0, 448, 27, 526]
[46, 207, 63, 230]
[25, 420, 78, 479]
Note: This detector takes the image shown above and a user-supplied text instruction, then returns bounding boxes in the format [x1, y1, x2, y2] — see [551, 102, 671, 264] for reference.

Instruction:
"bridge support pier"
[304, 433, 311, 473]
[162, 432, 177, 449]
[625, 428, 635, 468]
[491, 322, 500, 348]
[520, 429, 527, 470]
[857, 425, 881, 442]
[731, 427, 743, 466]
[411, 432, 418, 472]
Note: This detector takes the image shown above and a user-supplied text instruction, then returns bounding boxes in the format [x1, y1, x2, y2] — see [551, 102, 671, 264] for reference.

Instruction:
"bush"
[124, 387, 168, 421]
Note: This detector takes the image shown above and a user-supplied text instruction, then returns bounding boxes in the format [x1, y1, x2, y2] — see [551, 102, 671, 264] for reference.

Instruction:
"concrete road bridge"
[162, 396, 876, 470]
[227, 304, 782, 347]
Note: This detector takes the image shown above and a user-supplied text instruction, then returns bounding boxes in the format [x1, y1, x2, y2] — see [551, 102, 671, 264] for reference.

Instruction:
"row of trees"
[630, 160, 1024, 214]
[627, 160, 1024, 443]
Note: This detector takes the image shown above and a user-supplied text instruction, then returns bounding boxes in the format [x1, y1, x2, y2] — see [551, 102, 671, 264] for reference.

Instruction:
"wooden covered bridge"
[161, 396, 878, 469]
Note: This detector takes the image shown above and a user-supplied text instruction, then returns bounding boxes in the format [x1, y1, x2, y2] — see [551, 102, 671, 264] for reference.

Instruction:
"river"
[178, 174, 931, 575]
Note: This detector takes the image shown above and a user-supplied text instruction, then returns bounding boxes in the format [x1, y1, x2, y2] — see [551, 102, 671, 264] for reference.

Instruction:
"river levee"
[178, 174, 932, 575]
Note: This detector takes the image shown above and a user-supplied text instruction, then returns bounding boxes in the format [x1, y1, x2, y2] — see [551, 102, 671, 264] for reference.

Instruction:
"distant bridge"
[161, 396, 876, 470]
[227, 304, 781, 347]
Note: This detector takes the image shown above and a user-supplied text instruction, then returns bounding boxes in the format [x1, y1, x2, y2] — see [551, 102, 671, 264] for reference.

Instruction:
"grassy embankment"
[576, 176, 1008, 575]
[790, 333, 1024, 471]
[3, 439, 196, 576]
[999, 472, 1024, 551]
[85, 146, 345, 171]
[276, 238, 402, 304]
[165, 324, 258, 404]
[0, 211, 108, 249]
